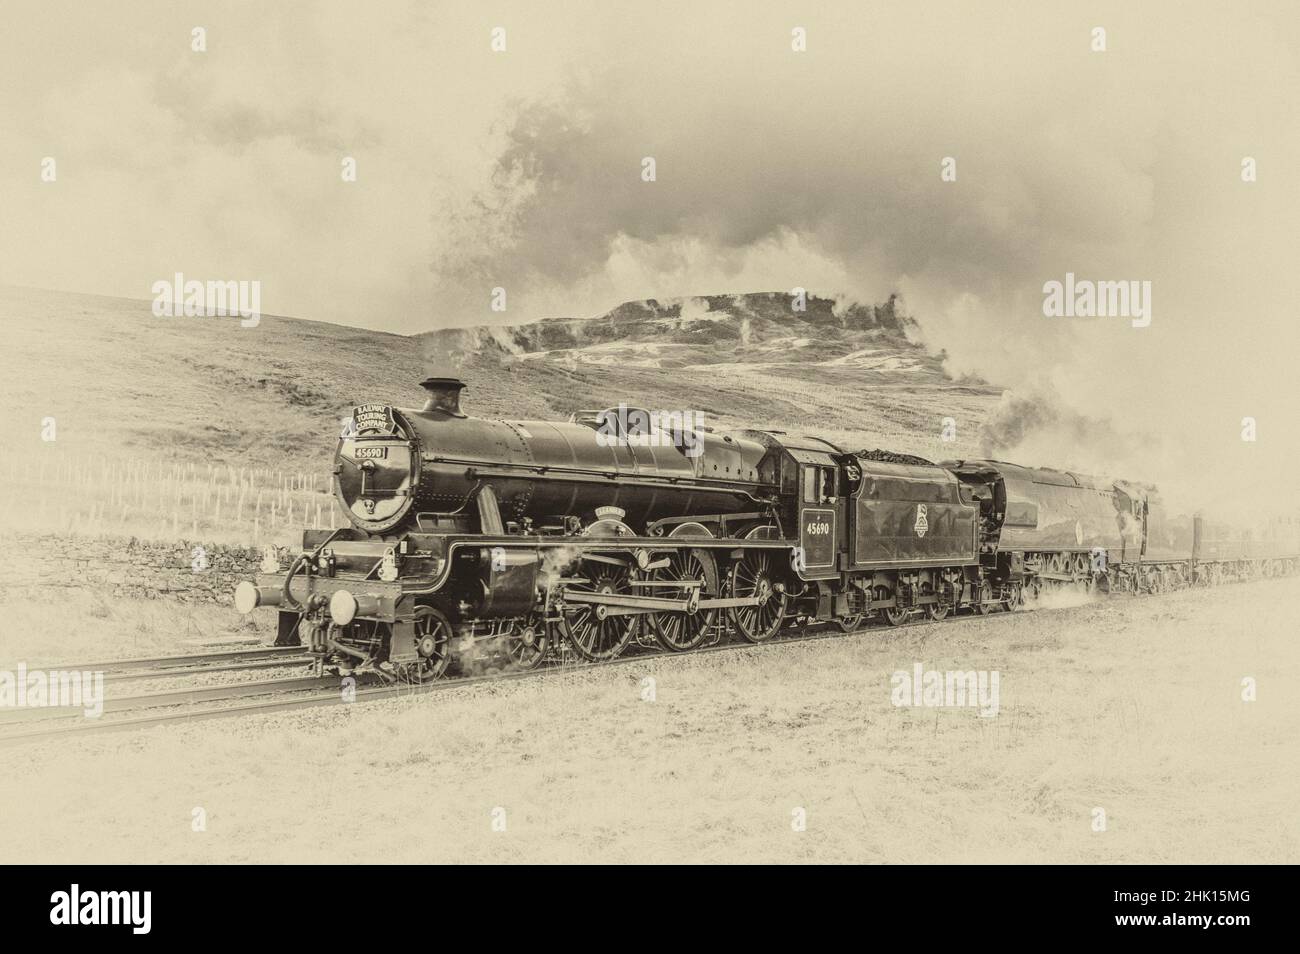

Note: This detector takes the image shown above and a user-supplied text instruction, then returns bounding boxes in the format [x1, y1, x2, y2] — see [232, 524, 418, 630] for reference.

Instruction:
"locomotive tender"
[234, 377, 1295, 681]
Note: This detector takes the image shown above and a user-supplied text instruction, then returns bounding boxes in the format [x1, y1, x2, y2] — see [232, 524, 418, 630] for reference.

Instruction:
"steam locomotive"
[234, 377, 1298, 681]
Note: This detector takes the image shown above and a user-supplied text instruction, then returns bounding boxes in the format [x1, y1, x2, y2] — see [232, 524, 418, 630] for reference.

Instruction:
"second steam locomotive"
[234, 377, 1297, 680]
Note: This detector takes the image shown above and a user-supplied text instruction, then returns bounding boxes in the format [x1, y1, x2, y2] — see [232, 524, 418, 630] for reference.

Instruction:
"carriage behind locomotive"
[232, 377, 1240, 680]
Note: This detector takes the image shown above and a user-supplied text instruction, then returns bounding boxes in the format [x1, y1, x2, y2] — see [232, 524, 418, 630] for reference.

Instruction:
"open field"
[2, 577, 1296, 864]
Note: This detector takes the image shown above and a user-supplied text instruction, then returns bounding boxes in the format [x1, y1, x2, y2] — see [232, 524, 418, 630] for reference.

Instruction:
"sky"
[2, 0, 1297, 518]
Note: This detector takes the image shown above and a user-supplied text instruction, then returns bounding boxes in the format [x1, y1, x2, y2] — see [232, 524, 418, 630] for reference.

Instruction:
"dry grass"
[2, 577, 1296, 863]
[0, 587, 270, 664]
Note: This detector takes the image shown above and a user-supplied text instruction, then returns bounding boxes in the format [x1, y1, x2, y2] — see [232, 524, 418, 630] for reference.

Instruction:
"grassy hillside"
[419, 292, 999, 455]
[2, 285, 1001, 543]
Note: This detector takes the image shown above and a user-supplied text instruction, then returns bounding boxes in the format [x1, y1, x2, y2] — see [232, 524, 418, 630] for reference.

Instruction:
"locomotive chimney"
[420, 377, 467, 418]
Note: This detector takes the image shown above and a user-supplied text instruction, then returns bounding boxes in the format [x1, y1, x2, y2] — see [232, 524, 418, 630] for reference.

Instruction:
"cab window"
[802, 466, 835, 503]
[820, 467, 835, 500]
[802, 467, 818, 503]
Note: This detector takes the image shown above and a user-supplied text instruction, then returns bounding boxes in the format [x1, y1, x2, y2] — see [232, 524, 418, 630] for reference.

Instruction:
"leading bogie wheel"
[504, 613, 552, 670]
[394, 605, 454, 683]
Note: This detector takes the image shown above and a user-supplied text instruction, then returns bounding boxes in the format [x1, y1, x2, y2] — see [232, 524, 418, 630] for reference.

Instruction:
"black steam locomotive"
[234, 377, 1298, 681]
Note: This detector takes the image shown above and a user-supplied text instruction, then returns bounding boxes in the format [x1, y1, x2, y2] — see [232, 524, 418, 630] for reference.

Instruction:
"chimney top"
[419, 377, 467, 417]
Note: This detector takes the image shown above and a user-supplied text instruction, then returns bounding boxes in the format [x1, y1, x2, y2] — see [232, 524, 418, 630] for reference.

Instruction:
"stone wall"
[1, 533, 290, 605]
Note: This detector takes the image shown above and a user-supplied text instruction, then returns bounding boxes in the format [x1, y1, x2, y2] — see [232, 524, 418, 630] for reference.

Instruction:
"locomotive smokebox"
[420, 377, 467, 418]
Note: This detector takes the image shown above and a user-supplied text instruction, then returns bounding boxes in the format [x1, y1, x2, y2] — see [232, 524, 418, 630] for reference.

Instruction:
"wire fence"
[3, 456, 346, 546]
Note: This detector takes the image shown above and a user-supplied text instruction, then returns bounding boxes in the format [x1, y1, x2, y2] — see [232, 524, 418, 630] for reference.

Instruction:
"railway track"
[0, 674, 340, 725]
[47, 645, 306, 674]
[99, 655, 312, 686]
[0, 606, 943, 746]
[0, 571, 1289, 747]
[18, 645, 311, 687]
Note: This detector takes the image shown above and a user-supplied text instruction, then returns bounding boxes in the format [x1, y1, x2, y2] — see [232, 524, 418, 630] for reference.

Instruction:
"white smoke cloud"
[424, 4, 1298, 523]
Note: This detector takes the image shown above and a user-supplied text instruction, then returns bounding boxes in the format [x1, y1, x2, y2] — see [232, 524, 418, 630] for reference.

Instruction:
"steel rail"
[26, 645, 306, 675]
[0, 674, 345, 727]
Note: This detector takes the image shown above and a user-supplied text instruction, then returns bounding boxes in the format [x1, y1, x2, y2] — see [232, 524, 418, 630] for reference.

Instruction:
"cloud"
[421, 4, 1298, 521]
[150, 71, 378, 154]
